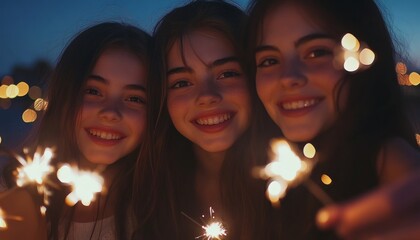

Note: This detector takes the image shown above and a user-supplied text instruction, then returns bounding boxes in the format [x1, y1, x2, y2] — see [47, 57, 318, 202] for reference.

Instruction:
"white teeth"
[196, 113, 231, 126]
[88, 129, 122, 140]
[282, 99, 318, 110]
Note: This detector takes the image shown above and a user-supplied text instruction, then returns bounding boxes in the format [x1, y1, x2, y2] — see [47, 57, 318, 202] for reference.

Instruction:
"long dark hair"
[5, 22, 152, 240]
[247, 0, 417, 239]
[133, 1, 271, 239]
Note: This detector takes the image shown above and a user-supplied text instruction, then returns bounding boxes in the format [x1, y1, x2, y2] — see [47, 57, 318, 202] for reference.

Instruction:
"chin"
[283, 131, 315, 143]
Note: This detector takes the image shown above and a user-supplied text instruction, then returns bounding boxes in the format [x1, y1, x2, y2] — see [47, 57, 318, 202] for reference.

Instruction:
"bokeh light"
[341, 33, 360, 52]
[6, 84, 19, 98]
[344, 57, 360, 72]
[0, 85, 8, 98]
[303, 143, 316, 159]
[409, 72, 420, 86]
[359, 48, 375, 65]
[396, 62, 407, 75]
[1, 75, 14, 85]
[321, 174, 332, 185]
[0, 99, 11, 110]
[17, 82, 30, 96]
[34, 98, 48, 111]
[28, 86, 42, 100]
[22, 109, 38, 123]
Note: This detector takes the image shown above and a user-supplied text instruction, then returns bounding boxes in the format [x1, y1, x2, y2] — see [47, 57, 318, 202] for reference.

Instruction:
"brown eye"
[306, 49, 332, 59]
[218, 71, 241, 79]
[257, 58, 278, 68]
[84, 87, 101, 96]
[170, 80, 192, 89]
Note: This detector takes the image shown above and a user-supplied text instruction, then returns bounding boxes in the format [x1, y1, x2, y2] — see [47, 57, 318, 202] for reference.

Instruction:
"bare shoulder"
[377, 137, 420, 185]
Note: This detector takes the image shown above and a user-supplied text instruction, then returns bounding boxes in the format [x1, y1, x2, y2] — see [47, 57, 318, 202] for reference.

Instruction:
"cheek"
[127, 109, 147, 142]
[256, 76, 272, 103]
[167, 93, 190, 119]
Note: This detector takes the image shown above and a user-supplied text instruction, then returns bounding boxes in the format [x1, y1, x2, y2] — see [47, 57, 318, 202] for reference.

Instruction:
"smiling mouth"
[195, 113, 232, 126]
[87, 129, 123, 140]
[281, 98, 320, 110]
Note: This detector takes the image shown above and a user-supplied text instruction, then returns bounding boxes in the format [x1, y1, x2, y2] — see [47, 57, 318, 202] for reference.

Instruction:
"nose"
[195, 79, 222, 106]
[98, 100, 122, 122]
[278, 61, 307, 89]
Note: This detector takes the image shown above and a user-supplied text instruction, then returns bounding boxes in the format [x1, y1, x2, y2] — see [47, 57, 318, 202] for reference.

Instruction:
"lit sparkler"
[14, 147, 55, 206]
[56, 164, 103, 206]
[181, 207, 227, 240]
[15, 148, 54, 187]
[254, 139, 333, 206]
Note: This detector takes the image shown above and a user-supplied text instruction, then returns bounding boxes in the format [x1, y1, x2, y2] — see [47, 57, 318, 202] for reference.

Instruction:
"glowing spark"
[254, 139, 316, 205]
[182, 207, 227, 240]
[199, 207, 226, 240]
[201, 222, 227, 240]
[15, 148, 54, 187]
[57, 164, 103, 206]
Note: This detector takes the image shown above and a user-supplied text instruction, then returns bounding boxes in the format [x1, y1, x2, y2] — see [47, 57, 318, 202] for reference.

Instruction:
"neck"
[193, 145, 225, 177]
[193, 145, 225, 212]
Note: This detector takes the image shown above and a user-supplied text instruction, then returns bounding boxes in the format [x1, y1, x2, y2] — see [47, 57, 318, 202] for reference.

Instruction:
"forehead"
[261, 4, 322, 44]
[92, 48, 146, 85]
[167, 29, 234, 67]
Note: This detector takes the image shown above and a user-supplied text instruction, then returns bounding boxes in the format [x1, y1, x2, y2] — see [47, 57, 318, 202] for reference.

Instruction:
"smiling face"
[75, 48, 147, 167]
[166, 29, 251, 153]
[255, 4, 347, 142]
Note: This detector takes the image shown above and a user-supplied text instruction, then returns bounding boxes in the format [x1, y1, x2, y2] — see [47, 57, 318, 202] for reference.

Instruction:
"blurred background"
[0, 0, 419, 153]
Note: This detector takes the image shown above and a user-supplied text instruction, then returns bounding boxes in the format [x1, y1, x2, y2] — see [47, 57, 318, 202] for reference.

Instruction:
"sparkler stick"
[303, 179, 334, 205]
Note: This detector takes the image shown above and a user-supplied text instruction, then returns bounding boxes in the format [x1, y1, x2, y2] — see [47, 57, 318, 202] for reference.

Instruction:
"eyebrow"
[255, 33, 335, 53]
[166, 56, 239, 76]
[209, 56, 239, 68]
[87, 74, 146, 91]
[294, 33, 334, 47]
